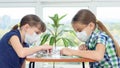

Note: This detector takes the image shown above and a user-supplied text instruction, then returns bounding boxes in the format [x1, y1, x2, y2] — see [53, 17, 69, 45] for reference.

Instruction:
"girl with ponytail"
[0, 14, 52, 68]
[61, 9, 120, 67]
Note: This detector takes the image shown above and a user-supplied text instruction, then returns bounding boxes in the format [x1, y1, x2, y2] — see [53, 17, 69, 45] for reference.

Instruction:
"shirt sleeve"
[0, 31, 18, 43]
[96, 34, 107, 45]
[97, 33, 119, 66]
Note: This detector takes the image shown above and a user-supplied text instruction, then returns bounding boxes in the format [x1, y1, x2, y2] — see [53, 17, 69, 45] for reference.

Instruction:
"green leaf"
[57, 30, 63, 35]
[49, 16, 57, 26]
[40, 34, 50, 45]
[65, 39, 75, 47]
[69, 30, 76, 36]
[62, 38, 76, 47]
[49, 14, 66, 28]
[54, 14, 59, 25]
[49, 17, 54, 21]
[58, 30, 75, 36]
[59, 14, 67, 21]
[54, 14, 59, 20]
[63, 30, 73, 32]
[49, 14, 59, 27]
[58, 24, 63, 27]
[64, 30, 76, 36]
[49, 36, 55, 46]
[51, 24, 56, 28]
[62, 38, 69, 47]
[56, 38, 61, 42]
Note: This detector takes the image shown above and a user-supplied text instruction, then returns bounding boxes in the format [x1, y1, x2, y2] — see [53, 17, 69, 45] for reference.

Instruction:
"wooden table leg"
[82, 62, 85, 68]
[29, 62, 35, 68]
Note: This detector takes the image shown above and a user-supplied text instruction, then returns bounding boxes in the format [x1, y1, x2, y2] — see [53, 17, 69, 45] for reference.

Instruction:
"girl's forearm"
[18, 46, 42, 58]
[72, 50, 104, 61]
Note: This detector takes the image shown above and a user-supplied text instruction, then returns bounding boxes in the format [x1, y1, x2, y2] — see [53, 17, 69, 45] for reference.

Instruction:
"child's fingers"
[79, 45, 84, 50]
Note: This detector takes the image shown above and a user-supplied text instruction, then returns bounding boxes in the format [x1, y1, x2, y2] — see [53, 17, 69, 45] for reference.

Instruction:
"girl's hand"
[40, 44, 53, 53]
[60, 48, 73, 56]
[40, 44, 53, 51]
[79, 44, 88, 50]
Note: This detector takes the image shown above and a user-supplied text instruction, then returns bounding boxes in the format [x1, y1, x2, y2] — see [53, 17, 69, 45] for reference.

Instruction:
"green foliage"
[40, 34, 50, 45]
[40, 14, 77, 47]
[49, 14, 66, 28]
[49, 36, 55, 45]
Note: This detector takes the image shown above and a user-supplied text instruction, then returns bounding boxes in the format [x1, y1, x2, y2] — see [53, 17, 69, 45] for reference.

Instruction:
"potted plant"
[40, 14, 78, 48]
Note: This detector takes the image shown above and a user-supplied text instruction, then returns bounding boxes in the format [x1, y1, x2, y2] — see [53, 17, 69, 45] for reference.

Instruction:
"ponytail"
[12, 24, 19, 30]
[97, 20, 120, 57]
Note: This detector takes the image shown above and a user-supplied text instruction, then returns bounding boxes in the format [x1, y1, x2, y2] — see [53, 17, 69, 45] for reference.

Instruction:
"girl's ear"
[88, 22, 95, 30]
[23, 24, 30, 31]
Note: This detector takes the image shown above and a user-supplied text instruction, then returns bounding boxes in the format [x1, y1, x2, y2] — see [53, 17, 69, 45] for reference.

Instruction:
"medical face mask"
[25, 32, 39, 45]
[76, 31, 90, 42]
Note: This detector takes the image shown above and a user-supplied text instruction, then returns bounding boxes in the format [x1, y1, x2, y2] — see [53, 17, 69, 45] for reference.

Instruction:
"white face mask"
[25, 32, 39, 45]
[76, 31, 90, 42]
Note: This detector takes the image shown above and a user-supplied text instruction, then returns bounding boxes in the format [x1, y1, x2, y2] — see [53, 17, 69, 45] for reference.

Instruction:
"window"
[43, 7, 88, 24]
[0, 7, 35, 38]
[97, 7, 120, 44]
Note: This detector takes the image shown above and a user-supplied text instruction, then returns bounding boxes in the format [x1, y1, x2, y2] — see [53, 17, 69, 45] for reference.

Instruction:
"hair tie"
[17, 23, 20, 29]
[96, 19, 99, 23]
[17, 23, 20, 27]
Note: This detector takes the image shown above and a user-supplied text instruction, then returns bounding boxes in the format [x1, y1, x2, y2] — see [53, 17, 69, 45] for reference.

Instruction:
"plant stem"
[54, 27, 58, 48]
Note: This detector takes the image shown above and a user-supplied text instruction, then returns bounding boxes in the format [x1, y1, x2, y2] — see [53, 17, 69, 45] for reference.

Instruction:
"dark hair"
[12, 14, 46, 32]
[72, 9, 120, 57]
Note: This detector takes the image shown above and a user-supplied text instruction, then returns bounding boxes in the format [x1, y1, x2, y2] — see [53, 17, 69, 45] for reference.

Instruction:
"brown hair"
[72, 9, 120, 57]
[12, 14, 46, 32]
